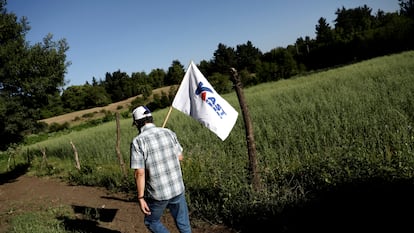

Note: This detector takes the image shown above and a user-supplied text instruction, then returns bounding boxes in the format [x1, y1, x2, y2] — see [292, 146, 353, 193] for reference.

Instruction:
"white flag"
[172, 61, 238, 141]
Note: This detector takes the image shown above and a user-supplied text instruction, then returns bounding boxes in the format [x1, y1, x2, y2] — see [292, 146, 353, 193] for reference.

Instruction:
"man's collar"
[141, 123, 155, 133]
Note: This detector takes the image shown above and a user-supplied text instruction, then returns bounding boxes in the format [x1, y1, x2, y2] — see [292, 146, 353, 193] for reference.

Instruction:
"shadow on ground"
[0, 163, 29, 185]
[234, 178, 414, 232]
[59, 217, 121, 233]
[72, 205, 118, 222]
[58, 205, 120, 233]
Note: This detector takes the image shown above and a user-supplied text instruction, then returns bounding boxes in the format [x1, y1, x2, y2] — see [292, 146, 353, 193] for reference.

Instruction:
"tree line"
[1, 0, 413, 150]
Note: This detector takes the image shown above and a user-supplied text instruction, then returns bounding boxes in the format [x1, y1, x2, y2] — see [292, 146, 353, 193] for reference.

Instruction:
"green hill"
[6, 50, 414, 232]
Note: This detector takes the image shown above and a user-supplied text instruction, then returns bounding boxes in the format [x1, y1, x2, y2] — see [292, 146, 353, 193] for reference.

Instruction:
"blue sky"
[7, 0, 400, 87]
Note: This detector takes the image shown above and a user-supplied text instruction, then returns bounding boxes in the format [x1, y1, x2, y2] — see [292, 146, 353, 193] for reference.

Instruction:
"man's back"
[131, 123, 185, 200]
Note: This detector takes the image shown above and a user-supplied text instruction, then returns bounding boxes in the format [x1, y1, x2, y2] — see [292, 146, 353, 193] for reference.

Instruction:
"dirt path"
[0, 174, 235, 233]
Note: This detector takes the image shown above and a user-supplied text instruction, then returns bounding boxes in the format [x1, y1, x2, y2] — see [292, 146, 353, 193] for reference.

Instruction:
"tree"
[40, 92, 65, 118]
[103, 70, 131, 102]
[61, 86, 87, 111]
[399, 0, 414, 19]
[0, 1, 69, 150]
[315, 17, 333, 45]
[262, 47, 298, 80]
[60, 84, 111, 111]
[131, 71, 149, 86]
[212, 43, 237, 75]
[208, 72, 233, 94]
[91, 76, 99, 86]
[84, 85, 111, 108]
[198, 60, 213, 77]
[334, 5, 375, 41]
[148, 68, 166, 89]
[235, 41, 262, 73]
[165, 60, 184, 85]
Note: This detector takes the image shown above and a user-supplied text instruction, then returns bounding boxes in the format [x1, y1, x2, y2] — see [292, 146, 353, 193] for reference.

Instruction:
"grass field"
[3, 50, 414, 232]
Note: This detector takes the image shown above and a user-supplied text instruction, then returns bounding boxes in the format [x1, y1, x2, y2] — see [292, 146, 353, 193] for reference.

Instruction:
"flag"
[172, 61, 238, 141]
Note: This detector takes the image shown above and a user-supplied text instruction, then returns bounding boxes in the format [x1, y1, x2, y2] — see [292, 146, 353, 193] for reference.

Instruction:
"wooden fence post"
[116, 112, 128, 179]
[70, 140, 81, 171]
[40, 147, 48, 169]
[230, 67, 262, 192]
[7, 147, 17, 170]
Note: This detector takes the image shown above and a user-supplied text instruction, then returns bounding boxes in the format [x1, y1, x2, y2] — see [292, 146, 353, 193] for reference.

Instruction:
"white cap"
[132, 106, 152, 121]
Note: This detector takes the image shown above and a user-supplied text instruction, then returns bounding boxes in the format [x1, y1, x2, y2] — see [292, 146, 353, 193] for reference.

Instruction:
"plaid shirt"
[130, 123, 185, 200]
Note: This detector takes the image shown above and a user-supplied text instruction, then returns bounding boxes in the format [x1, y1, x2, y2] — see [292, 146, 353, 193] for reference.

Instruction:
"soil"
[0, 173, 236, 233]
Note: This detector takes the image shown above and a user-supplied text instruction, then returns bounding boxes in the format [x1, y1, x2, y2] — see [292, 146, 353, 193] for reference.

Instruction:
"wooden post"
[230, 67, 262, 192]
[40, 147, 48, 169]
[6, 145, 20, 170]
[70, 140, 81, 170]
[116, 112, 128, 179]
[7, 151, 16, 171]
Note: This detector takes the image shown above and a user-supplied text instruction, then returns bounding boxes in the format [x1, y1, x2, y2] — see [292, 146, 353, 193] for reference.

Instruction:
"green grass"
[5, 206, 73, 233]
[3, 50, 414, 231]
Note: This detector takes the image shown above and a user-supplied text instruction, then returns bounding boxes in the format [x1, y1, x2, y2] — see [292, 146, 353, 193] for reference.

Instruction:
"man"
[130, 105, 192, 233]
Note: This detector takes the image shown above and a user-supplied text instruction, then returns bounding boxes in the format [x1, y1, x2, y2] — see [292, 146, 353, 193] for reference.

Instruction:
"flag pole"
[162, 60, 192, 128]
[162, 106, 173, 128]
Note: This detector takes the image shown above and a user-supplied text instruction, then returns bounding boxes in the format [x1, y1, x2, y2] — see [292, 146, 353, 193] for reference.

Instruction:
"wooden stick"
[162, 106, 173, 128]
[70, 140, 81, 170]
[115, 112, 127, 179]
[230, 67, 261, 192]
[40, 147, 47, 169]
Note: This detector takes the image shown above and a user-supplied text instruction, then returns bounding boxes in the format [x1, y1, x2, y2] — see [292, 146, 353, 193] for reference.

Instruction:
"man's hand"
[139, 198, 151, 215]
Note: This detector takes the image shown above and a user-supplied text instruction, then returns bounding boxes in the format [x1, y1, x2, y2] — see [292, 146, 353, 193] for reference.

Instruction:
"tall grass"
[9, 51, 414, 230]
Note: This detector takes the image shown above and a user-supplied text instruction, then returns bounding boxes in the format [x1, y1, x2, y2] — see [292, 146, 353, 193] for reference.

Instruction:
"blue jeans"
[144, 192, 192, 233]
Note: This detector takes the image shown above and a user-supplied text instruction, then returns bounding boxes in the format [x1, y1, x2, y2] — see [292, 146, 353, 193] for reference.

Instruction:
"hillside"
[40, 86, 174, 126]
[13, 51, 414, 232]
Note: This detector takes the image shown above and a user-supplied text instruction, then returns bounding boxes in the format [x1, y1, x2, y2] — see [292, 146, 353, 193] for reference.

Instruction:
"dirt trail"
[0, 174, 234, 233]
